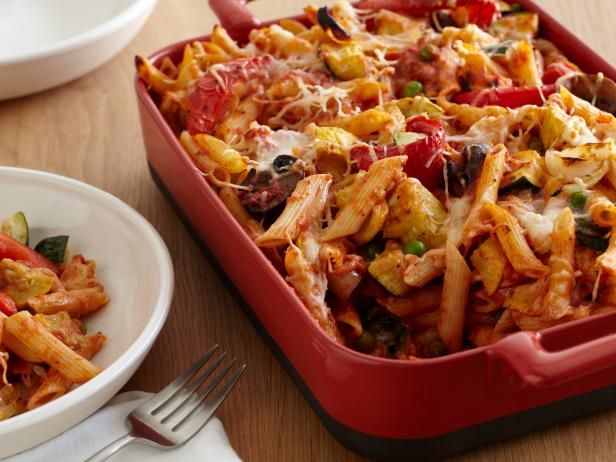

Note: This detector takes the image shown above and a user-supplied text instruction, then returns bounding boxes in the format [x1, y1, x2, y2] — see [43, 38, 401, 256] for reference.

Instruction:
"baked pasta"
[0, 212, 108, 419]
[138, 0, 616, 359]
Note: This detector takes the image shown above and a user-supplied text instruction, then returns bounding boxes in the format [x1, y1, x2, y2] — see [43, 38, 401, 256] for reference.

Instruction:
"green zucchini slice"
[35, 235, 69, 264]
[1, 211, 29, 245]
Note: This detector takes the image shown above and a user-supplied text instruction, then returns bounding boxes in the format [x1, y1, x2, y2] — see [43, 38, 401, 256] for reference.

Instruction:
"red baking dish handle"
[488, 330, 616, 388]
[208, 0, 260, 36]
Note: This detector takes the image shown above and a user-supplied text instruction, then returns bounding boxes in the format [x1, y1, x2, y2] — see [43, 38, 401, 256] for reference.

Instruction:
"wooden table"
[1, 1, 615, 460]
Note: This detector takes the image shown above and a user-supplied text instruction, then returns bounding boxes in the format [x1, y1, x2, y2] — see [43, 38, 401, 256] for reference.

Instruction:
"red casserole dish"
[135, 1, 616, 459]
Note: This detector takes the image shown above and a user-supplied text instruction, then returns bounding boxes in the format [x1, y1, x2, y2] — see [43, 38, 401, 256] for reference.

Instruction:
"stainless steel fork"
[85, 345, 246, 462]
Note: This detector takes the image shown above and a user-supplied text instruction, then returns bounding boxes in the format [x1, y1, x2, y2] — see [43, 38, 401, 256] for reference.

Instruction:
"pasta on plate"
[138, 0, 616, 359]
[0, 214, 108, 419]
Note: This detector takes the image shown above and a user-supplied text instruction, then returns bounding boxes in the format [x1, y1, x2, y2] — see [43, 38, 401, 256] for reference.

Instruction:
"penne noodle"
[482, 202, 550, 278]
[323, 156, 406, 241]
[179, 131, 231, 184]
[211, 25, 247, 58]
[256, 174, 332, 247]
[4, 312, 101, 384]
[462, 145, 507, 247]
[543, 208, 576, 319]
[135, 55, 176, 93]
[589, 194, 616, 228]
[278, 18, 309, 35]
[193, 134, 249, 174]
[2, 329, 42, 363]
[378, 284, 442, 318]
[26, 369, 71, 410]
[438, 241, 472, 353]
[28, 288, 109, 317]
[284, 229, 342, 342]
[402, 249, 446, 288]
[321, 109, 394, 138]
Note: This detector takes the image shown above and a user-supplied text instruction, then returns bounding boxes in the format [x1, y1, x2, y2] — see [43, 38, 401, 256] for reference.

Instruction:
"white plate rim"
[0, 166, 174, 435]
[0, 0, 157, 65]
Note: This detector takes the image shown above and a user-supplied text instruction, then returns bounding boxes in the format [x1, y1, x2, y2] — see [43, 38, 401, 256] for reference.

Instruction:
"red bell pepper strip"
[0, 233, 58, 274]
[453, 84, 557, 108]
[187, 55, 273, 135]
[0, 292, 17, 316]
[356, 0, 499, 27]
[350, 116, 445, 190]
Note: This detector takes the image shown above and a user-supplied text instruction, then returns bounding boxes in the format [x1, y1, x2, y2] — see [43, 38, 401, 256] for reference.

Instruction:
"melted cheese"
[504, 196, 566, 254]
[255, 129, 310, 165]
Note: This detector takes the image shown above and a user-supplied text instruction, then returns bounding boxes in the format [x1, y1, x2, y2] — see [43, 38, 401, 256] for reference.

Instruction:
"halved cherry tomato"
[187, 55, 273, 135]
[350, 116, 445, 189]
[0, 233, 58, 274]
[453, 84, 557, 108]
[0, 292, 16, 316]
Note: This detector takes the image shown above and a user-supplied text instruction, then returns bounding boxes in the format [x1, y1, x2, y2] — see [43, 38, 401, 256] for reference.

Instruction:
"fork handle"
[84, 433, 136, 462]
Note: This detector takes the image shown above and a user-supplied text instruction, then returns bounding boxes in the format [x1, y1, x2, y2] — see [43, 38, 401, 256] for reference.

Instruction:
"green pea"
[403, 80, 424, 98]
[419, 44, 439, 62]
[355, 331, 376, 353]
[570, 191, 588, 209]
[366, 241, 384, 260]
[404, 240, 426, 257]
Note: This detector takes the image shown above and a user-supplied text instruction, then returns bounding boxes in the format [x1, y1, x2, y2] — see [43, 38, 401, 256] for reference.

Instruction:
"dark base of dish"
[149, 163, 616, 462]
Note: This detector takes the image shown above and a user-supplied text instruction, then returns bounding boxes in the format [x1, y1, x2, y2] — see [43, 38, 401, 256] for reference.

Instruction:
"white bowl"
[0, 0, 157, 100]
[0, 167, 173, 458]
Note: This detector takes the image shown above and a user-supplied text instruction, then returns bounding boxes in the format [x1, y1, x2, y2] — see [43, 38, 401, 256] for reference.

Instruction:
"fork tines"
[143, 345, 246, 434]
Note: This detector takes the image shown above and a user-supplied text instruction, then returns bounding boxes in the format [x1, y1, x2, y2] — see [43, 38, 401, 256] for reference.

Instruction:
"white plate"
[0, 0, 157, 100]
[0, 167, 173, 458]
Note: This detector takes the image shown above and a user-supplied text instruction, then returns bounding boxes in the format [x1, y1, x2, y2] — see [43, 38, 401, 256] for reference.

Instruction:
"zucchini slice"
[1, 211, 29, 245]
[35, 235, 69, 264]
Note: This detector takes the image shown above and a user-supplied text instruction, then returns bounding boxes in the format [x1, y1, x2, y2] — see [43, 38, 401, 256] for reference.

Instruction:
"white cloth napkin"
[5, 391, 241, 462]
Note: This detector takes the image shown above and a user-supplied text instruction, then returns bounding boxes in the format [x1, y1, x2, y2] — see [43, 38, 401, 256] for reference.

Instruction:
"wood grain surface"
[0, 1, 615, 461]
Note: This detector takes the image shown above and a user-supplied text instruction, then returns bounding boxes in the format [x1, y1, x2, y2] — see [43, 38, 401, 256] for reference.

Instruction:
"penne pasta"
[26, 369, 71, 410]
[482, 203, 550, 278]
[256, 174, 332, 247]
[589, 194, 616, 228]
[543, 208, 576, 319]
[4, 311, 101, 384]
[462, 145, 507, 247]
[284, 229, 342, 342]
[438, 241, 472, 353]
[323, 156, 406, 241]
[378, 284, 442, 318]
